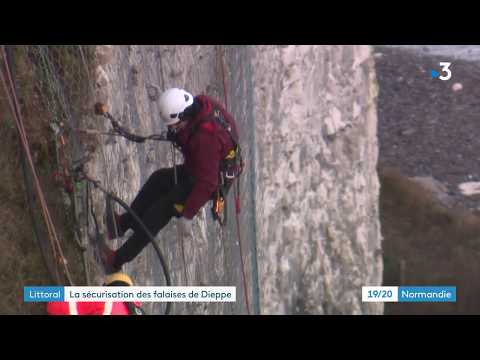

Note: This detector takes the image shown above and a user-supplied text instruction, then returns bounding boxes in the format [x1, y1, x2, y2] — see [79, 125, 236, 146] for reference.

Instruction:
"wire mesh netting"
[4, 45, 260, 314]
[5, 45, 97, 286]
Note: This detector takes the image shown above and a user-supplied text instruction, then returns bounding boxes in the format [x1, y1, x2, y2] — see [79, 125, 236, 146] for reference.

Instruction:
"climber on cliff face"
[99, 88, 241, 273]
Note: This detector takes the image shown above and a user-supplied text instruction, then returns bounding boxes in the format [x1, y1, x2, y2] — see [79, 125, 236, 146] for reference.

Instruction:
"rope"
[234, 179, 251, 315]
[3, 46, 173, 306]
[36, 46, 94, 287]
[84, 181, 92, 285]
[3, 47, 57, 284]
[19, 132, 58, 283]
[171, 144, 189, 287]
[218, 46, 251, 314]
[34, 45, 94, 285]
[0, 45, 74, 285]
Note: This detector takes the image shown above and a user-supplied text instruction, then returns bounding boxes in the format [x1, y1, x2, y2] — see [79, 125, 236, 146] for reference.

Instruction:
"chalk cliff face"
[83, 45, 382, 315]
[250, 45, 382, 314]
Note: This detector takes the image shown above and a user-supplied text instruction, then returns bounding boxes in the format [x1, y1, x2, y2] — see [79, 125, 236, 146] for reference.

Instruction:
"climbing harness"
[210, 108, 244, 227]
[170, 143, 189, 287]
[189, 105, 244, 227]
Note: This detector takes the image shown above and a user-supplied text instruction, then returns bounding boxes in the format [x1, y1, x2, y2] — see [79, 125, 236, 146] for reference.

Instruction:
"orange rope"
[218, 46, 251, 315]
[0, 46, 73, 285]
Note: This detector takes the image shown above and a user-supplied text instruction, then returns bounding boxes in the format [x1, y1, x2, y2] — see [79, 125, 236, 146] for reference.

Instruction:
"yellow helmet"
[104, 272, 133, 286]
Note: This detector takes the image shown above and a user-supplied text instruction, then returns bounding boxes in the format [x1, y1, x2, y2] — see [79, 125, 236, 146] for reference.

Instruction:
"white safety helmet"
[159, 88, 194, 126]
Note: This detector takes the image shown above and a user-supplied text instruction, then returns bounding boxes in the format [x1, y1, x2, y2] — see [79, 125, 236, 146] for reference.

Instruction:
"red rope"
[219, 46, 251, 315]
[221, 47, 229, 110]
[0, 46, 73, 285]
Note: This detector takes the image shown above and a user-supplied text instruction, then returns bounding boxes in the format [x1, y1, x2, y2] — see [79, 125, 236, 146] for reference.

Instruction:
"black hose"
[82, 175, 172, 315]
[103, 112, 168, 143]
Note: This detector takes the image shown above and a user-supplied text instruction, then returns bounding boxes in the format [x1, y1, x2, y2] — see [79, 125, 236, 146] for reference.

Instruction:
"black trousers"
[113, 165, 194, 268]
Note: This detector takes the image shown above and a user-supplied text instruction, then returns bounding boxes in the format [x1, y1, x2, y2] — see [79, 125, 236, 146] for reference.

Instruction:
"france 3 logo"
[431, 62, 452, 81]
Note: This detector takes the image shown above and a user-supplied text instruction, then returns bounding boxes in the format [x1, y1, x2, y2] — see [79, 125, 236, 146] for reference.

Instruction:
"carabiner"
[225, 170, 236, 179]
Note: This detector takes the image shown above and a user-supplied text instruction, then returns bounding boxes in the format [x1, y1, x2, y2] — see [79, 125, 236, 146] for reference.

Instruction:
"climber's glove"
[151, 129, 176, 142]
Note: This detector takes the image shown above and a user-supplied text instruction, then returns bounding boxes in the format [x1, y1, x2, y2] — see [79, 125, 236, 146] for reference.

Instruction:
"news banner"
[362, 286, 456, 302]
[23, 286, 456, 303]
[24, 287, 236, 302]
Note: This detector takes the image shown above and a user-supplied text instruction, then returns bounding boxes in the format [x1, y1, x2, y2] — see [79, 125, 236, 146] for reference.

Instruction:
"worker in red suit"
[101, 88, 241, 273]
[46, 272, 144, 315]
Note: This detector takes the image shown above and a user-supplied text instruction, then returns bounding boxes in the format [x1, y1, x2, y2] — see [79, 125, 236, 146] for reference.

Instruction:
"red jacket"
[47, 301, 141, 315]
[176, 95, 238, 219]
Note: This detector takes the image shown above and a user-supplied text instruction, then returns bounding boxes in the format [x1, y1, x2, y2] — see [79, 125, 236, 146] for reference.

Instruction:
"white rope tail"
[103, 301, 113, 315]
[68, 302, 78, 315]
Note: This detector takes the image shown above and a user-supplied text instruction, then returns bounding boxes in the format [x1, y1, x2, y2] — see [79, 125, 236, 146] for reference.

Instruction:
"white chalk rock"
[95, 65, 110, 88]
[452, 83, 463, 92]
[95, 45, 115, 66]
[459, 182, 480, 196]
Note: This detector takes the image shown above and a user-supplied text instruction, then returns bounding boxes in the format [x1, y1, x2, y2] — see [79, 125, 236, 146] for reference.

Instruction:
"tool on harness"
[212, 189, 226, 225]
[174, 203, 184, 213]
[173, 203, 184, 218]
